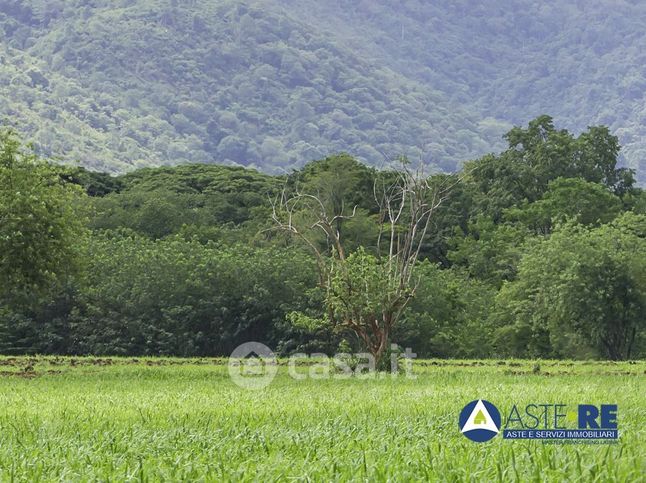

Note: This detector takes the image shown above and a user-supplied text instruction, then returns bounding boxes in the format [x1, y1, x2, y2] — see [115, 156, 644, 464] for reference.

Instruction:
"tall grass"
[0, 357, 642, 481]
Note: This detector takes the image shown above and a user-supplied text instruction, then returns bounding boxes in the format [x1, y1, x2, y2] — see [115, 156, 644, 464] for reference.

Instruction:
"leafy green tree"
[325, 247, 408, 361]
[505, 177, 622, 234]
[89, 165, 279, 241]
[0, 129, 87, 301]
[71, 231, 318, 356]
[273, 161, 449, 365]
[448, 217, 530, 287]
[291, 154, 378, 249]
[493, 213, 646, 360]
[466, 116, 635, 221]
[422, 173, 475, 266]
[62, 167, 124, 196]
[395, 263, 496, 358]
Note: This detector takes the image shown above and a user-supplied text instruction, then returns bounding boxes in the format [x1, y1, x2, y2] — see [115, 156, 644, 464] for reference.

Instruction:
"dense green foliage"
[0, 0, 502, 173]
[0, 130, 87, 302]
[0, 117, 645, 359]
[280, 0, 646, 179]
[494, 213, 646, 360]
[1, 1, 646, 180]
[0, 357, 643, 480]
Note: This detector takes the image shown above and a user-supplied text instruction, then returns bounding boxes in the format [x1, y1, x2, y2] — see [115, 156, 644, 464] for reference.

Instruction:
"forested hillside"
[1, 0, 646, 180]
[0, 0, 503, 173]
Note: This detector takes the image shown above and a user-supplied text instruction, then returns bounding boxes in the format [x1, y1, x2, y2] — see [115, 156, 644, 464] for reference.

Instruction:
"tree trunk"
[369, 326, 390, 369]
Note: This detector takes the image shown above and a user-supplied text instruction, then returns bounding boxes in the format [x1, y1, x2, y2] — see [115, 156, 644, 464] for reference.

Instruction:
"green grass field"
[0, 357, 643, 482]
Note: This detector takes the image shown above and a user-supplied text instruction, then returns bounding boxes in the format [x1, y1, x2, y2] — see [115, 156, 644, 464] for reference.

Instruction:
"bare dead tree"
[270, 160, 460, 365]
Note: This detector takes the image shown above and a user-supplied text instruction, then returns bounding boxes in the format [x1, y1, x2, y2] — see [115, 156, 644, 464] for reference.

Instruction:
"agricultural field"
[0, 357, 643, 481]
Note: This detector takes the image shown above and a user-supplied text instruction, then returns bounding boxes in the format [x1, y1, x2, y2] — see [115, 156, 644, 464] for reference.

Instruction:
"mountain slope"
[1, 0, 645, 180]
[0, 0, 507, 173]
[274, 0, 646, 177]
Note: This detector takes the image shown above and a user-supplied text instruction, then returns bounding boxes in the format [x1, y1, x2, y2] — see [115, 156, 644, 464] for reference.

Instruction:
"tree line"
[1, 116, 645, 360]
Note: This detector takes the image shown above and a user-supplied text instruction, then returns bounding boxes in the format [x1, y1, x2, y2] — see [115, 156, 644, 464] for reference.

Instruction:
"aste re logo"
[460, 400, 619, 442]
[459, 399, 501, 442]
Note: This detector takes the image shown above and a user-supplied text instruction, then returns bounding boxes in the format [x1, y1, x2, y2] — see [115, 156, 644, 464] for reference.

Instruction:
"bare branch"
[269, 157, 462, 366]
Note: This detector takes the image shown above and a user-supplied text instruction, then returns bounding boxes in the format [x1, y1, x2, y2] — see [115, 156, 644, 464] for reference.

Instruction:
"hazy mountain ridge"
[0, 0, 506, 173]
[274, 0, 646, 174]
[1, 0, 645, 179]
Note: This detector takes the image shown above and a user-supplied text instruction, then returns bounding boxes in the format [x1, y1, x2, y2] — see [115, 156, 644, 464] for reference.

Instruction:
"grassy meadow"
[0, 357, 643, 482]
